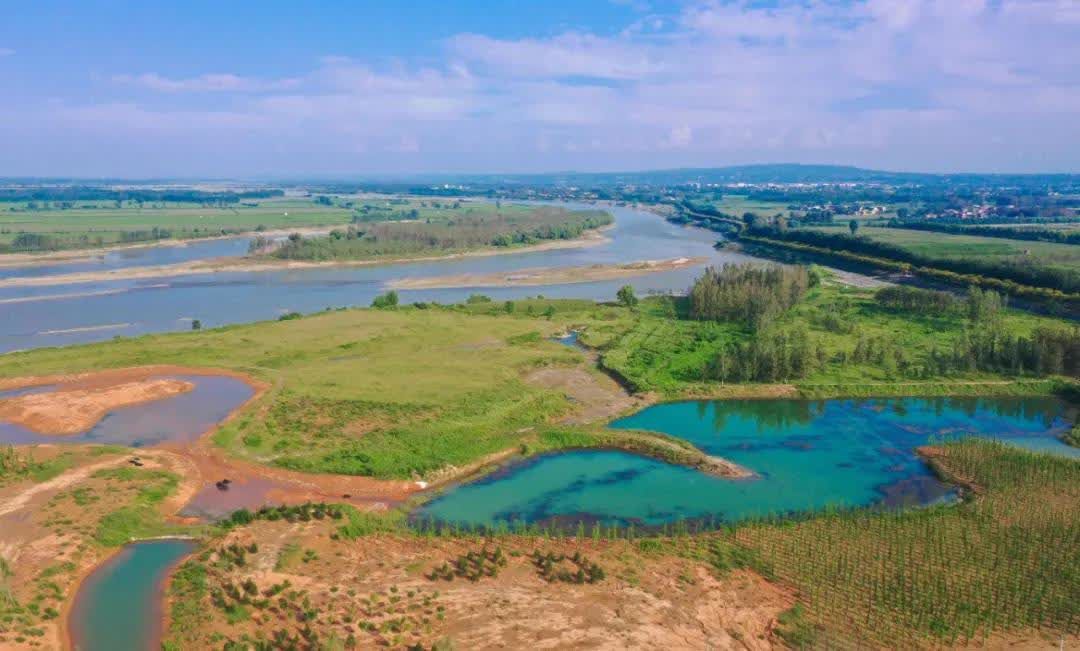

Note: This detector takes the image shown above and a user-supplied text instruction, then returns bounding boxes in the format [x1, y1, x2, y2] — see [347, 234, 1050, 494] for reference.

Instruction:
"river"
[0, 204, 756, 353]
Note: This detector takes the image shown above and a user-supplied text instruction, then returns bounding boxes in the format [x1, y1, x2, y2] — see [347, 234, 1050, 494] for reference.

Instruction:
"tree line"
[744, 225, 1080, 295]
[0, 187, 282, 203]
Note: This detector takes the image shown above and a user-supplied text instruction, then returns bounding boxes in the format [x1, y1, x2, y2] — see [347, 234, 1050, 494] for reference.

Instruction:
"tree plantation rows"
[734, 440, 1080, 647]
[745, 225, 1080, 296]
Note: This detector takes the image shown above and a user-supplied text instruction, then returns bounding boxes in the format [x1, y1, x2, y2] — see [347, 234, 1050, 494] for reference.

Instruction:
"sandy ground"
[0, 378, 194, 435]
[526, 366, 643, 425]
[0, 227, 612, 289]
[388, 256, 705, 290]
[181, 520, 796, 650]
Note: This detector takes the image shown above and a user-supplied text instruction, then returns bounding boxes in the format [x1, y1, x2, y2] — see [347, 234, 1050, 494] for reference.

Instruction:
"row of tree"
[745, 225, 1080, 295]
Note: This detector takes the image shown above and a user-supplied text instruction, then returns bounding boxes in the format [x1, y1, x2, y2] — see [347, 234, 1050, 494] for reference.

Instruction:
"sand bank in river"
[0, 227, 611, 289]
[0, 226, 338, 269]
[0, 378, 195, 435]
[388, 256, 705, 290]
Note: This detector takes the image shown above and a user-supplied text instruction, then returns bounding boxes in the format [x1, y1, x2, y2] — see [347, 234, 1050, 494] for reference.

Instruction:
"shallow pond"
[0, 204, 759, 353]
[0, 374, 253, 446]
[414, 397, 1075, 530]
[69, 539, 195, 651]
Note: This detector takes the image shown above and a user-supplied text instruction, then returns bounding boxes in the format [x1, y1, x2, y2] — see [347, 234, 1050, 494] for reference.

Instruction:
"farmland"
[0, 196, 531, 253]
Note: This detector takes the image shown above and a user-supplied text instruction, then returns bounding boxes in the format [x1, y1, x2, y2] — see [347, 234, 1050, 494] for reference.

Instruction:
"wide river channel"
[0, 203, 757, 353]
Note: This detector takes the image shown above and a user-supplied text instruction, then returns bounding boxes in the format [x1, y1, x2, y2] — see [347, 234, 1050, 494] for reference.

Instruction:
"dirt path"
[0, 455, 128, 518]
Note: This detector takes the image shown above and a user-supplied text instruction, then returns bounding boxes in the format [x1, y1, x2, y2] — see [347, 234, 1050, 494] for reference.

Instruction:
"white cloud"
[8, 0, 1080, 174]
[0, 48, 14, 57]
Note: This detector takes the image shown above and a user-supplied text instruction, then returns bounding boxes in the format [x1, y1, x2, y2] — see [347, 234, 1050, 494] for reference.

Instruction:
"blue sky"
[1, 1, 1078, 177]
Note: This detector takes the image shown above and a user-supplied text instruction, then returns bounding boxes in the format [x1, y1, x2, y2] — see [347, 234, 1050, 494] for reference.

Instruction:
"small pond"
[413, 397, 1076, 530]
[0, 374, 253, 446]
[69, 539, 195, 651]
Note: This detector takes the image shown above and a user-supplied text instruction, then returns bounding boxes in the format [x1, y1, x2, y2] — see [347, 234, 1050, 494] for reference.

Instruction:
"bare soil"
[0, 378, 194, 435]
[184, 520, 796, 650]
[525, 366, 644, 425]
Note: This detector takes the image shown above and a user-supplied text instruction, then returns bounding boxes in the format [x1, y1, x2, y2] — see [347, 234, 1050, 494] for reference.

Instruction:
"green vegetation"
[266, 205, 611, 262]
[688, 264, 811, 327]
[426, 546, 507, 582]
[92, 467, 187, 546]
[733, 439, 1080, 647]
[0, 446, 73, 485]
[743, 224, 1080, 301]
[602, 277, 1078, 394]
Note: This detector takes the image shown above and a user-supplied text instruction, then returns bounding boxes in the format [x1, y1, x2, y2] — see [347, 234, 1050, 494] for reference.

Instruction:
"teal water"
[414, 397, 1075, 529]
[69, 539, 195, 651]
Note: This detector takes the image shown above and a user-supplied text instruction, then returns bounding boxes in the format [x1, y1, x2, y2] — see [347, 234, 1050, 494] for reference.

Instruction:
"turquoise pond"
[69, 539, 195, 651]
[413, 397, 1077, 530]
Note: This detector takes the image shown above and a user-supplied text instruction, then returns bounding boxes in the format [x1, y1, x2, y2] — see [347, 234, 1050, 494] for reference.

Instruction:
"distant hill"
[345, 164, 1080, 189]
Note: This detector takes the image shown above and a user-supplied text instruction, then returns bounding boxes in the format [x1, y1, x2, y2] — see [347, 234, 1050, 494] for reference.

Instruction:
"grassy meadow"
[0, 300, 628, 479]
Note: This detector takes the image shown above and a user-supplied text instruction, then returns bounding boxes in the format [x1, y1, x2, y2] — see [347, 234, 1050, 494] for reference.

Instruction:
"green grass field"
[0, 300, 631, 478]
[704, 195, 793, 219]
[810, 225, 1080, 274]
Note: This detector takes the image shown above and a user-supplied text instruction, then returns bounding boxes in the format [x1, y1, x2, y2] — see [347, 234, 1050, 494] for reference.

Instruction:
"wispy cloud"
[0, 48, 14, 57]
[112, 72, 300, 93]
[7, 0, 1080, 174]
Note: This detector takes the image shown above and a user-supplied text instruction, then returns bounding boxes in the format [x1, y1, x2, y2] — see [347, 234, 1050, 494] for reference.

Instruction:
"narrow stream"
[69, 539, 195, 651]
